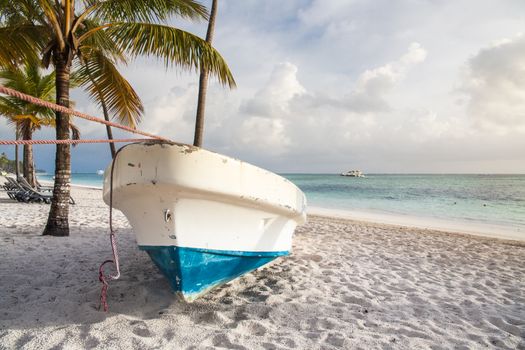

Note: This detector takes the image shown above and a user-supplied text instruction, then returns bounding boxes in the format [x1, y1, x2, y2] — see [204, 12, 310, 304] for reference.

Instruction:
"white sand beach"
[1, 186, 524, 349]
[308, 207, 525, 242]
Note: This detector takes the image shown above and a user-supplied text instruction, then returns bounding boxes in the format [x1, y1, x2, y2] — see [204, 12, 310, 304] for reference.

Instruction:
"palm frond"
[77, 18, 127, 64]
[0, 0, 31, 24]
[0, 67, 29, 90]
[38, 0, 65, 50]
[0, 25, 46, 68]
[86, 0, 208, 23]
[0, 0, 10, 11]
[0, 63, 56, 130]
[1, 0, 46, 24]
[12, 114, 40, 124]
[17, 117, 34, 138]
[75, 48, 144, 127]
[13, 113, 53, 133]
[0, 96, 21, 118]
[69, 121, 81, 140]
[36, 69, 56, 100]
[23, 62, 41, 94]
[107, 22, 236, 87]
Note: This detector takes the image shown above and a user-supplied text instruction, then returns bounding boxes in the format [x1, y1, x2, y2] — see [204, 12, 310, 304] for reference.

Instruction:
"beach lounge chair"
[17, 177, 75, 204]
[30, 178, 75, 204]
[3, 176, 18, 190]
[16, 180, 53, 203]
[4, 177, 29, 200]
[35, 179, 53, 192]
[3, 176, 75, 204]
[3, 177, 16, 192]
[19, 177, 52, 193]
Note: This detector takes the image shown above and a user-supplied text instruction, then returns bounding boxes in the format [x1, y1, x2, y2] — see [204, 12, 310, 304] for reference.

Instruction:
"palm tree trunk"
[32, 167, 37, 188]
[86, 65, 116, 158]
[43, 55, 71, 236]
[22, 129, 36, 188]
[100, 93, 116, 158]
[193, 0, 218, 147]
[14, 125, 20, 180]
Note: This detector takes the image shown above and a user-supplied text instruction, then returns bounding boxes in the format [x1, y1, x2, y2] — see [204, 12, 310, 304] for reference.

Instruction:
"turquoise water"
[38, 173, 105, 188]
[284, 174, 525, 229]
[39, 173, 525, 230]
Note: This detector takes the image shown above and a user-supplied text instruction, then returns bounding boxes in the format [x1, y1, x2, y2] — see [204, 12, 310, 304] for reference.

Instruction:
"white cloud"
[216, 44, 430, 162]
[460, 34, 525, 134]
[400, 42, 428, 65]
[242, 63, 306, 117]
[298, 0, 356, 27]
[231, 63, 305, 154]
[6, 0, 525, 173]
[236, 117, 291, 155]
[141, 85, 198, 143]
[89, 35, 523, 173]
[347, 42, 427, 112]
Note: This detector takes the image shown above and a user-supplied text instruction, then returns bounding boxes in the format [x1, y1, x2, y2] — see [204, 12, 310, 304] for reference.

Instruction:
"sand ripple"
[0, 187, 524, 349]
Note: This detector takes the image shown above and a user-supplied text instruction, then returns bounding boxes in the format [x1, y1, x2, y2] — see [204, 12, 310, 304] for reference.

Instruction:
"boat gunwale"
[109, 181, 306, 222]
[104, 142, 307, 223]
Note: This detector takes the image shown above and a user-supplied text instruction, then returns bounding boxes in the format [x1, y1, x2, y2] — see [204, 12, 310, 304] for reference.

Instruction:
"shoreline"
[39, 179, 525, 242]
[308, 206, 525, 242]
[39, 179, 103, 191]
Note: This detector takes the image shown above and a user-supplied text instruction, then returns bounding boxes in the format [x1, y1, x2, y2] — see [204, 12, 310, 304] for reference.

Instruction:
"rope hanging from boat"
[98, 147, 122, 312]
[0, 85, 171, 312]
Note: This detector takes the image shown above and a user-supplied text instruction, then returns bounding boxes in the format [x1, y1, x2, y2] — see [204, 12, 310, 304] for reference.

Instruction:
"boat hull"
[142, 246, 287, 301]
[103, 142, 307, 301]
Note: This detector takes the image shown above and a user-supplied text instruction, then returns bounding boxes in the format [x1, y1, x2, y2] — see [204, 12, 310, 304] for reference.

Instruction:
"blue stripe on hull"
[139, 246, 289, 301]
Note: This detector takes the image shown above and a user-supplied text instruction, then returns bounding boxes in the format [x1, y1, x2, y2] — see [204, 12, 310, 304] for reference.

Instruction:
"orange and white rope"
[0, 138, 155, 145]
[0, 85, 171, 142]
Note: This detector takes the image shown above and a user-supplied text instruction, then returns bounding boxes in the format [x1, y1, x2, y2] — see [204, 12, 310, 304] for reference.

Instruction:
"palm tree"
[0, 0, 235, 236]
[193, 0, 218, 147]
[14, 124, 20, 179]
[0, 63, 80, 187]
[0, 64, 56, 187]
[91, 83, 117, 158]
[74, 52, 144, 159]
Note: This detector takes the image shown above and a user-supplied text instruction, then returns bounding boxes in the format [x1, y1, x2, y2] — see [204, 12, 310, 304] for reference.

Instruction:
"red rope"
[98, 259, 112, 312]
[0, 86, 168, 312]
[99, 233, 120, 312]
[0, 138, 153, 145]
[0, 85, 171, 142]
[98, 147, 122, 312]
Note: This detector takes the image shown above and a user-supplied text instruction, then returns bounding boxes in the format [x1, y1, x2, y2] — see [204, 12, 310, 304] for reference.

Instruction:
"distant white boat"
[102, 142, 307, 301]
[96, 170, 104, 175]
[340, 170, 365, 177]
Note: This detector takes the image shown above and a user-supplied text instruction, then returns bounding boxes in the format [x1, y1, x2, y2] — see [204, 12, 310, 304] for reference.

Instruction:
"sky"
[1, 0, 525, 173]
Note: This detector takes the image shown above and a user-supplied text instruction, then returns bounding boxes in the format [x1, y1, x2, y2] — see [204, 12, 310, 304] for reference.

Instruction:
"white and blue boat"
[102, 142, 307, 301]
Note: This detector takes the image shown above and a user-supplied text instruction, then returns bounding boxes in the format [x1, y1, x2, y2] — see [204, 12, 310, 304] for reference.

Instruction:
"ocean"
[38, 173, 525, 232]
[38, 173, 106, 188]
[285, 174, 525, 231]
